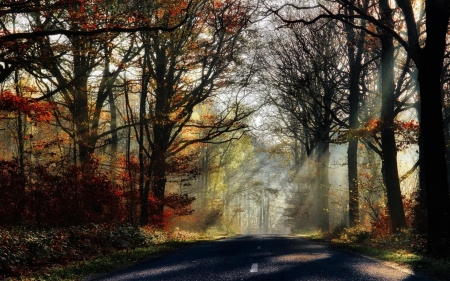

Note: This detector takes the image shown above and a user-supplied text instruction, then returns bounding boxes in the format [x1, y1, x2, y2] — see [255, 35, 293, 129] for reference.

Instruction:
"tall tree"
[378, 0, 407, 232]
[262, 20, 348, 231]
[135, 0, 255, 225]
[344, 2, 366, 227]
[270, 0, 450, 256]
[0, 0, 192, 165]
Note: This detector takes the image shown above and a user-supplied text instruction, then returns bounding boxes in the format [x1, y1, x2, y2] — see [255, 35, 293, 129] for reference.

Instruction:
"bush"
[371, 195, 416, 238]
[200, 209, 223, 232]
[0, 160, 26, 225]
[347, 227, 372, 242]
[329, 226, 372, 243]
[330, 222, 347, 237]
[0, 158, 124, 227]
[0, 224, 153, 278]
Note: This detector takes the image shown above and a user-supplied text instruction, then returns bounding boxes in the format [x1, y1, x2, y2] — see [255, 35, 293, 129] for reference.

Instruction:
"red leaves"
[0, 161, 25, 226]
[164, 193, 196, 216]
[146, 193, 196, 228]
[0, 158, 124, 227]
[371, 195, 416, 238]
[0, 90, 54, 122]
[397, 120, 419, 132]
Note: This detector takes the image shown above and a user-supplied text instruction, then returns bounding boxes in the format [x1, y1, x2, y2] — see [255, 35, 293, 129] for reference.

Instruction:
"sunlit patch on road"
[271, 253, 331, 263]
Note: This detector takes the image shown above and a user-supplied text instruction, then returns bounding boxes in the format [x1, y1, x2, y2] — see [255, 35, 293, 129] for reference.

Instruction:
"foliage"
[337, 118, 419, 149]
[0, 90, 54, 122]
[371, 195, 416, 238]
[0, 158, 123, 227]
[164, 193, 196, 216]
[0, 224, 204, 279]
[147, 193, 196, 228]
[330, 225, 372, 243]
[27, 243, 192, 281]
[116, 156, 140, 226]
[309, 228, 450, 280]
[0, 160, 25, 226]
[181, 208, 223, 233]
[142, 227, 201, 244]
[0, 224, 152, 278]
[198, 209, 223, 232]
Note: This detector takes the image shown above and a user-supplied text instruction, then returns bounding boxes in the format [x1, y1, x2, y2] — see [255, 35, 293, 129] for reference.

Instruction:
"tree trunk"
[347, 139, 359, 226]
[417, 4, 450, 254]
[149, 87, 172, 226]
[264, 195, 269, 233]
[151, 143, 168, 227]
[393, 0, 450, 256]
[108, 91, 118, 158]
[379, 0, 407, 232]
[345, 8, 363, 226]
[73, 94, 93, 165]
[71, 36, 95, 166]
[316, 142, 330, 231]
[138, 49, 150, 226]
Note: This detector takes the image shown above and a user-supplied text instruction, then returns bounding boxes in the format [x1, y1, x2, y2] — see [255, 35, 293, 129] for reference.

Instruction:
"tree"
[0, 88, 54, 223]
[269, 0, 450, 256]
[0, 0, 190, 82]
[343, 2, 367, 227]
[378, 0, 407, 232]
[132, 0, 255, 226]
[261, 19, 349, 231]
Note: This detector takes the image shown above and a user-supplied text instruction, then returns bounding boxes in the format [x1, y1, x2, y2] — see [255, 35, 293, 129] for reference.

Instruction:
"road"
[88, 235, 436, 281]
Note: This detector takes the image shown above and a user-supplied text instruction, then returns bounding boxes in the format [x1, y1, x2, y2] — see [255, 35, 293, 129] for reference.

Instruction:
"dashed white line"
[250, 263, 258, 273]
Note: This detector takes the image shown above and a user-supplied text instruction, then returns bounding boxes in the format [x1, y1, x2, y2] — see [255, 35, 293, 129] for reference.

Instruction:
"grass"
[1, 225, 228, 281]
[301, 229, 450, 280]
[21, 241, 196, 281]
[346, 244, 450, 280]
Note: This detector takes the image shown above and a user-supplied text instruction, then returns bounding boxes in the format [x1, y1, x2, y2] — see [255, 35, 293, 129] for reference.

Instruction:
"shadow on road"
[91, 235, 436, 281]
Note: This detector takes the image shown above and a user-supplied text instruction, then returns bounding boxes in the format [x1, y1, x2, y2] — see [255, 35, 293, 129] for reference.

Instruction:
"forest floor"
[303, 227, 450, 280]
[3, 225, 450, 280]
[0, 224, 227, 281]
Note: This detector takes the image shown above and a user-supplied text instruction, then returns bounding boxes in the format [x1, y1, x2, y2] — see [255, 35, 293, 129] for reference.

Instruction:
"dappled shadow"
[93, 235, 435, 281]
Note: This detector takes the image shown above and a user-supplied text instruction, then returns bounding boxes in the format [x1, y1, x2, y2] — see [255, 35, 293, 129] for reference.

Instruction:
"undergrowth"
[309, 225, 450, 280]
[0, 224, 202, 280]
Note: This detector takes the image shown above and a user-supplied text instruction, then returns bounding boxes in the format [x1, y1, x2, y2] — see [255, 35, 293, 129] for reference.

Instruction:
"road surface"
[88, 235, 436, 281]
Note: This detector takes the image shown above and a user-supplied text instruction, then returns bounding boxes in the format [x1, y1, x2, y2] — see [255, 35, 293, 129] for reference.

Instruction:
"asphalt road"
[89, 235, 437, 281]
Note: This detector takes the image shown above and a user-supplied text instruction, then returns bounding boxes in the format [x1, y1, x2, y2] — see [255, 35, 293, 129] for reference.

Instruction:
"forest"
[1, 0, 450, 278]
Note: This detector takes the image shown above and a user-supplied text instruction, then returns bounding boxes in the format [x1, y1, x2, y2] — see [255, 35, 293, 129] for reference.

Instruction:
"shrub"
[0, 158, 124, 228]
[147, 193, 196, 229]
[0, 224, 153, 278]
[330, 222, 347, 237]
[0, 160, 26, 225]
[371, 195, 416, 238]
[328, 226, 372, 243]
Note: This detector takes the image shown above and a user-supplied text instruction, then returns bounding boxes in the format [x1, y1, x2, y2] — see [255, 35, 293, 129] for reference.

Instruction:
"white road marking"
[250, 263, 258, 273]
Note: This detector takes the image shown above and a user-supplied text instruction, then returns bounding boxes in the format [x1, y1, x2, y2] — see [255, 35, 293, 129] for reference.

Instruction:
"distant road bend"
[89, 235, 436, 281]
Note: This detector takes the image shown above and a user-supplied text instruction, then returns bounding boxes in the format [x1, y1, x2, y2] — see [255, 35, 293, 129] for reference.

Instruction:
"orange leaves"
[364, 118, 382, 133]
[147, 0, 190, 26]
[357, 118, 419, 137]
[337, 118, 419, 146]
[0, 90, 55, 122]
[209, 0, 249, 34]
[344, 118, 382, 139]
